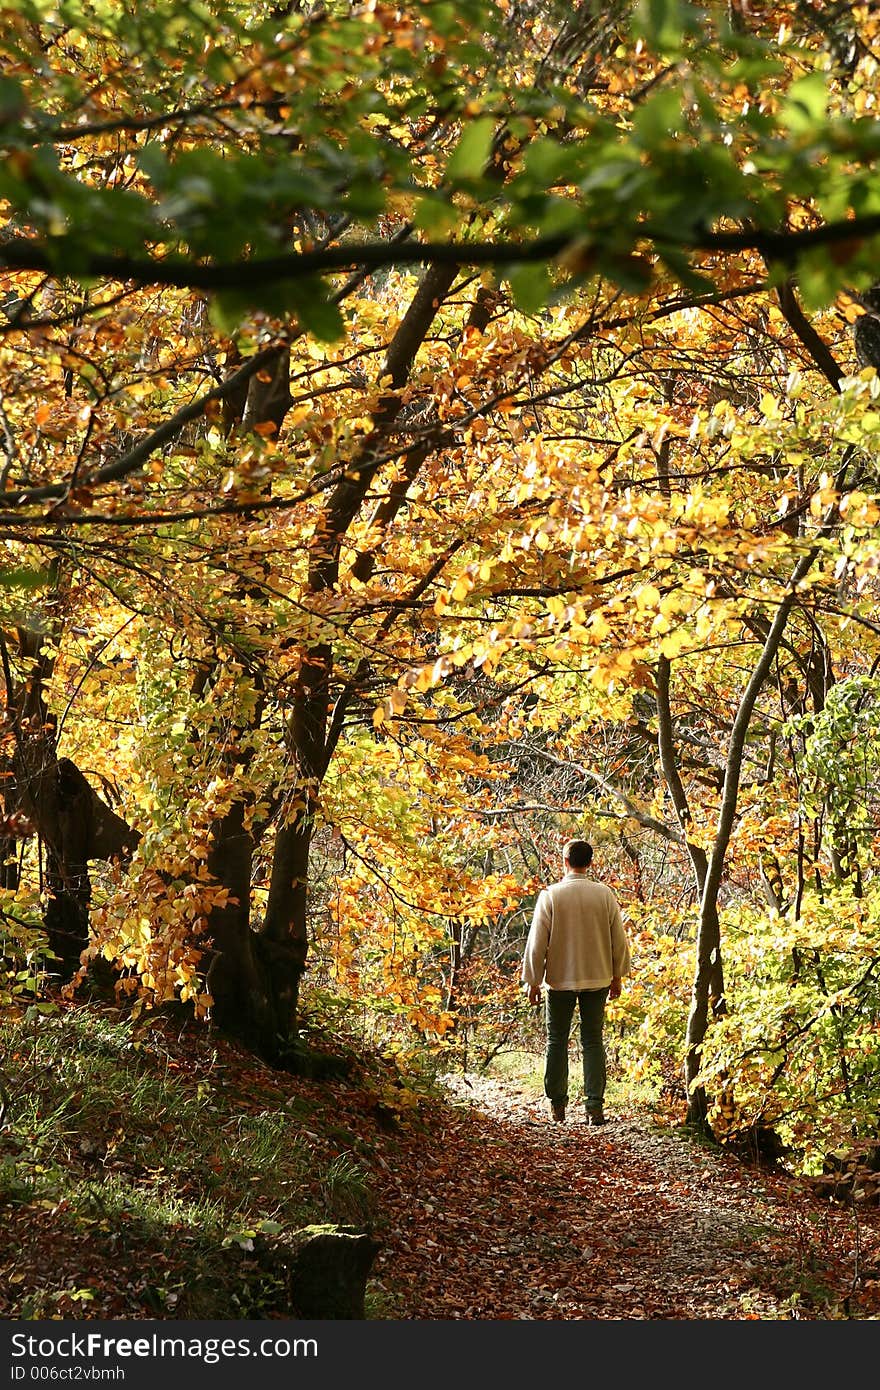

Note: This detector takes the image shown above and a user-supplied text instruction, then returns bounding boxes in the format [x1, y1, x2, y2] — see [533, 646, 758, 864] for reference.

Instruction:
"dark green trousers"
[544, 986, 610, 1110]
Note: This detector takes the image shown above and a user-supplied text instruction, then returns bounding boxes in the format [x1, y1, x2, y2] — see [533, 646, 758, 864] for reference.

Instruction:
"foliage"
[790, 674, 880, 860]
[0, 892, 59, 1012]
[0, 0, 879, 1167]
[694, 884, 880, 1174]
[3, 2, 880, 312]
[612, 919, 692, 1104]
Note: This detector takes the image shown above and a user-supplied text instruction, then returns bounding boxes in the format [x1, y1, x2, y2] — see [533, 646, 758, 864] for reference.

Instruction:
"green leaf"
[285, 281, 346, 342]
[0, 76, 25, 123]
[0, 565, 51, 591]
[344, 176, 386, 219]
[428, 2, 473, 37]
[413, 195, 460, 235]
[601, 253, 654, 293]
[211, 279, 344, 342]
[632, 0, 705, 53]
[508, 263, 552, 314]
[446, 116, 495, 181]
[794, 248, 846, 311]
[632, 87, 685, 146]
[779, 73, 828, 136]
[209, 292, 249, 336]
[522, 138, 587, 188]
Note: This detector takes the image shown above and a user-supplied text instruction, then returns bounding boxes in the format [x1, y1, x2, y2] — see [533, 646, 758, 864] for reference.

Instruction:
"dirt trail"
[370, 1073, 880, 1320]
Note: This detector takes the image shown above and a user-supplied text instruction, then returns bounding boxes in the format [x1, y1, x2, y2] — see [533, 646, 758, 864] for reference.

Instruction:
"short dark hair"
[563, 839, 593, 869]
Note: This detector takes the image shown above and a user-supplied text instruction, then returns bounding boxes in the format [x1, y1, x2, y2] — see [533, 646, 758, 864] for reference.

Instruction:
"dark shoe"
[550, 1100, 566, 1123]
[585, 1106, 606, 1126]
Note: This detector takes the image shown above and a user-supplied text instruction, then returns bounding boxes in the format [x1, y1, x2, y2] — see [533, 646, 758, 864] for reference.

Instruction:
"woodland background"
[2, 0, 880, 1315]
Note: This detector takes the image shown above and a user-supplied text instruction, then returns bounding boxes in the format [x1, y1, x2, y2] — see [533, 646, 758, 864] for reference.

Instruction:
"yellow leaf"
[635, 583, 661, 612]
[660, 630, 689, 659]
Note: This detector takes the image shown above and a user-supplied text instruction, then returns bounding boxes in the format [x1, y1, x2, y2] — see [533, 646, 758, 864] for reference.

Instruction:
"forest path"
[370, 1071, 880, 1320]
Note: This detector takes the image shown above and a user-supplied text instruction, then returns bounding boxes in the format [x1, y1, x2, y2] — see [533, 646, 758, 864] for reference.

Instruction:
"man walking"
[522, 839, 631, 1126]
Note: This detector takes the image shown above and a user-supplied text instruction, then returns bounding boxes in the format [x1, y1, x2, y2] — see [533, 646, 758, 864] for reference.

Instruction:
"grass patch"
[2, 1012, 312, 1228]
[485, 1048, 544, 1093]
[484, 1044, 663, 1118]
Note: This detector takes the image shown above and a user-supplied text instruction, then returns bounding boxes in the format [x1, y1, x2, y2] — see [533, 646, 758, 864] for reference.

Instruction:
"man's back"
[522, 871, 630, 992]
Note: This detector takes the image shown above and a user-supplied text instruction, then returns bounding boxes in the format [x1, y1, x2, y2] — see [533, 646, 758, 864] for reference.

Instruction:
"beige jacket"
[521, 870, 631, 991]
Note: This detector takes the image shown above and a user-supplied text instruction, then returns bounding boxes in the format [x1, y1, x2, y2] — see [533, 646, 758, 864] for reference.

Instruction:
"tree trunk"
[12, 736, 138, 972]
[682, 537, 837, 1126]
[201, 801, 275, 1055]
[246, 264, 462, 1055]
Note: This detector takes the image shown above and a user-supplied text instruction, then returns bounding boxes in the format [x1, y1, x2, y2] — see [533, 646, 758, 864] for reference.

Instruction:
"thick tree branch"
[523, 745, 683, 846]
[702, 446, 860, 915]
[655, 654, 710, 883]
[775, 279, 845, 392]
[3, 211, 880, 289]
